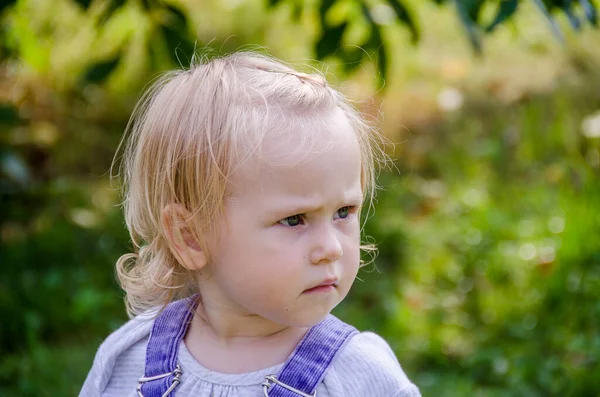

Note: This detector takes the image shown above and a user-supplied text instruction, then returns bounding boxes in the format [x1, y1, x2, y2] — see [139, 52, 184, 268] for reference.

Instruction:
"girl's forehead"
[258, 110, 356, 164]
[227, 111, 361, 193]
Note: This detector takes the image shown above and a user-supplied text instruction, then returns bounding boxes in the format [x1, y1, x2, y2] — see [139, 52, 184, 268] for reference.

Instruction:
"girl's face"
[202, 111, 363, 329]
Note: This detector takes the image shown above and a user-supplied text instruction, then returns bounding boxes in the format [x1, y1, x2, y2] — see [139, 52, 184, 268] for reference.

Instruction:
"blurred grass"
[1, 0, 600, 396]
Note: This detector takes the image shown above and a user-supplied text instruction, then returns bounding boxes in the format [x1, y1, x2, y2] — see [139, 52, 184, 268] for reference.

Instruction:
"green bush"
[349, 83, 600, 396]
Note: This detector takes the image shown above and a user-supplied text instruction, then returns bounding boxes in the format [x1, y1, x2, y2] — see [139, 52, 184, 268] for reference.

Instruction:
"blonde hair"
[113, 51, 387, 318]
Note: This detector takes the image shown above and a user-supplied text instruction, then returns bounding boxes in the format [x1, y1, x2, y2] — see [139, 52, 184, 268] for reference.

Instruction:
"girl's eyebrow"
[265, 194, 364, 218]
[268, 203, 323, 218]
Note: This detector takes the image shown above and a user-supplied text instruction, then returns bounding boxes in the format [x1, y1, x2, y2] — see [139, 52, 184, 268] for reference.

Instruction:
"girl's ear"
[161, 203, 208, 271]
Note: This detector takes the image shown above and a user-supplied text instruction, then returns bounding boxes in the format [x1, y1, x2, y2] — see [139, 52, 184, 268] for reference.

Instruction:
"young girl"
[80, 52, 420, 397]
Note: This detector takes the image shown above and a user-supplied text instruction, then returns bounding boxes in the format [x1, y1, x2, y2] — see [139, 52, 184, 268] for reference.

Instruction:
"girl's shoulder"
[94, 312, 155, 365]
[79, 313, 155, 396]
[326, 331, 421, 397]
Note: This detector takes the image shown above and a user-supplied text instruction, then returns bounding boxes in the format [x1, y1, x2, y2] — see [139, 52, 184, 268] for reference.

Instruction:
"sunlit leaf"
[486, 0, 518, 33]
[319, 0, 336, 24]
[460, 0, 484, 22]
[361, 1, 378, 25]
[291, 1, 303, 21]
[97, 0, 126, 27]
[360, 3, 388, 84]
[267, 0, 302, 18]
[386, 0, 420, 42]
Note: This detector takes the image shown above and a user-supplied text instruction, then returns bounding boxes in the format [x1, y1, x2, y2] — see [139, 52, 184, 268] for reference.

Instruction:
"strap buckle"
[136, 365, 183, 397]
[262, 374, 317, 397]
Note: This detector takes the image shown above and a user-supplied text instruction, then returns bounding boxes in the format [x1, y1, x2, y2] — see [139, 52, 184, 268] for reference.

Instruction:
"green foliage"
[1, 0, 596, 84]
[1, 1, 600, 396]
[486, 0, 519, 33]
[82, 53, 122, 84]
[344, 82, 600, 395]
[387, 0, 420, 41]
[0, 341, 98, 397]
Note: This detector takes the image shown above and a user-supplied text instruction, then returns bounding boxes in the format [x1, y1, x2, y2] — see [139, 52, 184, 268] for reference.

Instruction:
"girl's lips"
[303, 284, 336, 293]
[303, 279, 338, 293]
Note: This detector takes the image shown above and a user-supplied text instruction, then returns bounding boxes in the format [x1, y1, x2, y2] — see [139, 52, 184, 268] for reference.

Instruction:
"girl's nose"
[310, 225, 343, 264]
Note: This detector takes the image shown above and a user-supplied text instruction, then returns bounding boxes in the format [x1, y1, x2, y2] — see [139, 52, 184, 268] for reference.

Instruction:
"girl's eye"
[336, 206, 353, 219]
[279, 214, 304, 227]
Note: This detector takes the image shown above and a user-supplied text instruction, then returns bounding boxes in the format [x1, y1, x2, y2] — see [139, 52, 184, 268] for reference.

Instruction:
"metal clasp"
[137, 365, 183, 397]
[262, 374, 317, 397]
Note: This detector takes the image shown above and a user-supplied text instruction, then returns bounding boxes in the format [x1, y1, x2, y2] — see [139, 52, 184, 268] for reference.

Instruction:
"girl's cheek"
[340, 218, 360, 235]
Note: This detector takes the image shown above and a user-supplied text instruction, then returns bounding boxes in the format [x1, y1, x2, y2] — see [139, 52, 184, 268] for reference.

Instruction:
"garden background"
[1, 0, 600, 396]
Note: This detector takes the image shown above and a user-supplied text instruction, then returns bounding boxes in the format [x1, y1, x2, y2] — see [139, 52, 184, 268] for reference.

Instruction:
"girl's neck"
[195, 299, 291, 341]
[183, 299, 309, 373]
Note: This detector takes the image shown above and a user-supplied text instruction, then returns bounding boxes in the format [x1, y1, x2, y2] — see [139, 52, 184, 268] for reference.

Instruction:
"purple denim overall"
[137, 296, 358, 397]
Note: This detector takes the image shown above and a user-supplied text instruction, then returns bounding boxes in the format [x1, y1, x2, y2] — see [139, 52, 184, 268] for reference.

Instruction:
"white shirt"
[79, 315, 421, 397]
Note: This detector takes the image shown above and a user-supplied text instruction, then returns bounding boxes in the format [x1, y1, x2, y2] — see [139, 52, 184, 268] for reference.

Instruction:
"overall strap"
[263, 315, 358, 397]
[137, 296, 198, 397]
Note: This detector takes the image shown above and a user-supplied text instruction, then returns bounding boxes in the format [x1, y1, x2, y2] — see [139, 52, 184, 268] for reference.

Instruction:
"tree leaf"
[386, 0, 420, 42]
[461, 0, 484, 22]
[160, 23, 195, 67]
[164, 4, 189, 31]
[319, 0, 336, 25]
[97, 0, 126, 27]
[455, 0, 482, 54]
[315, 22, 347, 59]
[532, 0, 565, 42]
[291, 1, 303, 21]
[159, 4, 194, 66]
[486, 0, 519, 33]
[268, 0, 283, 7]
[360, 3, 387, 84]
[80, 54, 121, 84]
[579, 0, 598, 26]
